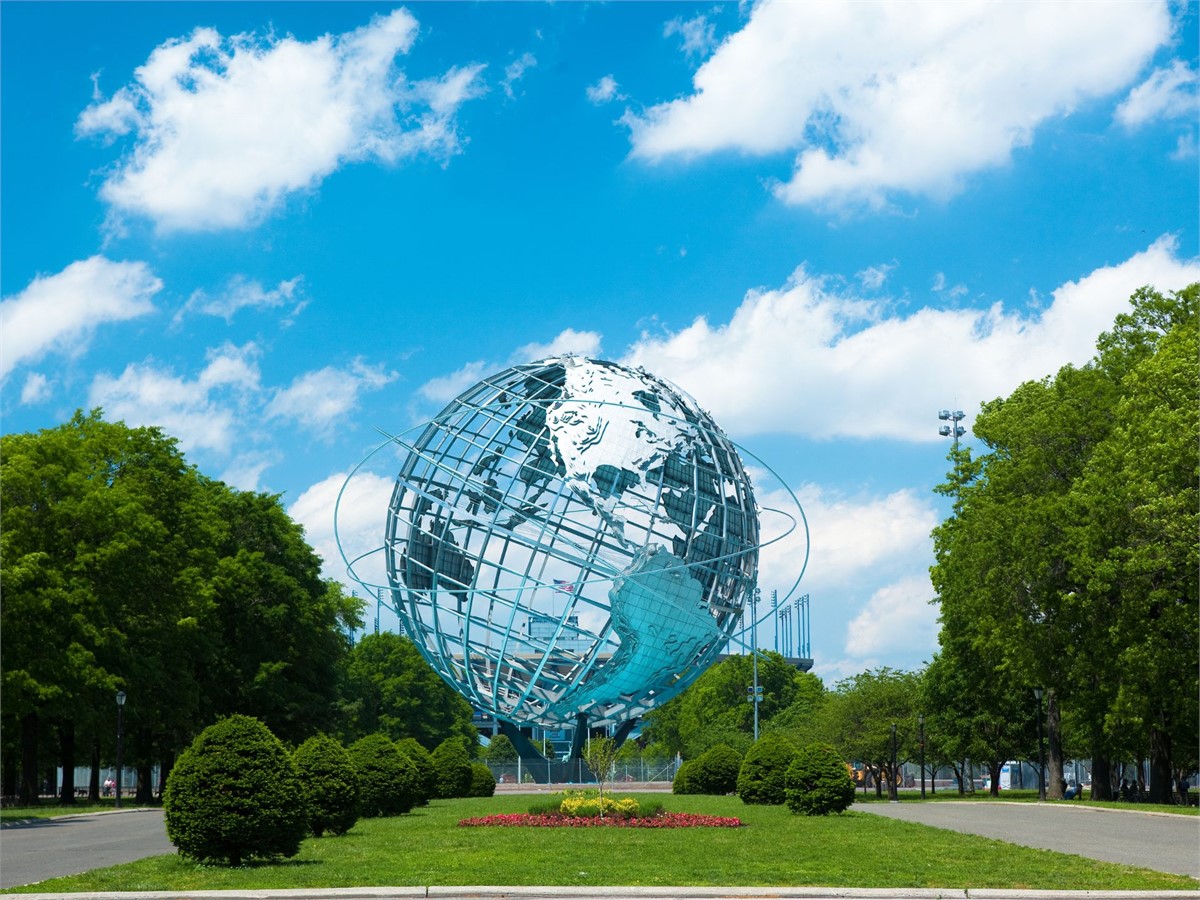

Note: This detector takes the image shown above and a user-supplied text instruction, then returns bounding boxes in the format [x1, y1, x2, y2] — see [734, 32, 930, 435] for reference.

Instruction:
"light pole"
[115, 690, 127, 809]
[938, 409, 966, 450]
[919, 714, 926, 800]
[1034, 687, 1046, 801]
[890, 722, 898, 802]
[751, 588, 761, 741]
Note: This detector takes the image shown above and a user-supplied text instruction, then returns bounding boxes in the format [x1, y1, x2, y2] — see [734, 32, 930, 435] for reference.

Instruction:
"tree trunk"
[136, 762, 153, 804]
[952, 761, 965, 795]
[1147, 716, 1173, 804]
[58, 720, 76, 805]
[158, 750, 174, 798]
[1045, 691, 1064, 800]
[1090, 756, 1112, 801]
[988, 760, 1002, 797]
[19, 712, 39, 805]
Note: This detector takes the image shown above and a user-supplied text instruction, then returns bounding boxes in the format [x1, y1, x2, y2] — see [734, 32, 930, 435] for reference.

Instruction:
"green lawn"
[3, 793, 1195, 893]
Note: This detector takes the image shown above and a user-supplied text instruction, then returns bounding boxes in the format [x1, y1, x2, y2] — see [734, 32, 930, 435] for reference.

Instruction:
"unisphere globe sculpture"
[338, 356, 805, 730]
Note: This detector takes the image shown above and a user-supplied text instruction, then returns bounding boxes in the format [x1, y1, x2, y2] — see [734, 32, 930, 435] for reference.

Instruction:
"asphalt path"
[856, 801, 1200, 878]
[0, 808, 174, 889]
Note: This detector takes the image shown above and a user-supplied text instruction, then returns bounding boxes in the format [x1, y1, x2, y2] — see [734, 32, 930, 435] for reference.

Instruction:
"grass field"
[3, 793, 1196, 894]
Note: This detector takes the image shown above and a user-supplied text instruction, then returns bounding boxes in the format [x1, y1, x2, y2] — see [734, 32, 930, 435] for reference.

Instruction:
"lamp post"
[115, 690, 127, 809]
[919, 714, 926, 800]
[1034, 687, 1045, 801]
[890, 722, 898, 802]
[938, 409, 966, 450]
[751, 588, 761, 741]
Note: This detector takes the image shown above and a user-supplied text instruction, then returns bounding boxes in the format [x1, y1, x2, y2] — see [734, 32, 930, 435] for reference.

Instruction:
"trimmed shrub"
[469, 762, 497, 797]
[672, 759, 697, 795]
[348, 733, 420, 817]
[163, 715, 307, 866]
[395, 737, 437, 806]
[432, 737, 474, 799]
[292, 734, 360, 837]
[737, 732, 799, 805]
[690, 744, 743, 795]
[784, 742, 856, 816]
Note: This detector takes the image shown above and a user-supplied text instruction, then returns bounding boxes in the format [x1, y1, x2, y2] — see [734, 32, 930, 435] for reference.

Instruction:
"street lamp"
[751, 588, 761, 741]
[115, 690, 127, 809]
[1033, 687, 1045, 801]
[919, 714, 926, 800]
[890, 722, 898, 802]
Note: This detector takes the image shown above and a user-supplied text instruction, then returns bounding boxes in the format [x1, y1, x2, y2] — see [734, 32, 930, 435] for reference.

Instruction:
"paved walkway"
[857, 801, 1200, 878]
[0, 808, 173, 890]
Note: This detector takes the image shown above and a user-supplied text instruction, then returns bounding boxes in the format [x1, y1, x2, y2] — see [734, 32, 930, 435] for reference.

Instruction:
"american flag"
[552, 579, 576, 594]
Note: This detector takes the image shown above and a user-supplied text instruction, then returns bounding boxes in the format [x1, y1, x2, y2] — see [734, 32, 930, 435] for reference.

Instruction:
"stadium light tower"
[937, 409, 965, 451]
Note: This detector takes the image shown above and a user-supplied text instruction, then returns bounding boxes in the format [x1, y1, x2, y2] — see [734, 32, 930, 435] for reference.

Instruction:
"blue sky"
[3, 1, 1197, 683]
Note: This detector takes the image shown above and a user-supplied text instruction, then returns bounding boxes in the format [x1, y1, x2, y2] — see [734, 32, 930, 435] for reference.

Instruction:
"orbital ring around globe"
[335, 357, 809, 730]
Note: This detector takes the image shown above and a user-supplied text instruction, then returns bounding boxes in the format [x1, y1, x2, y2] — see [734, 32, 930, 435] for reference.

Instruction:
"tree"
[689, 744, 742, 795]
[582, 736, 620, 808]
[163, 715, 307, 866]
[395, 737, 437, 805]
[483, 733, 518, 763]
[338, 633, 476, 751]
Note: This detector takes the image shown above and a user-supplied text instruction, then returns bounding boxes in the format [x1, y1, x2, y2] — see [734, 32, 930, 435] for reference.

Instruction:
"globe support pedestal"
[569, 712, 589, 761]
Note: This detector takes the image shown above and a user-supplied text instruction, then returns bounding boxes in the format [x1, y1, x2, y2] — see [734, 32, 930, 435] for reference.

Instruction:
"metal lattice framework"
[338, 357, 807, 729]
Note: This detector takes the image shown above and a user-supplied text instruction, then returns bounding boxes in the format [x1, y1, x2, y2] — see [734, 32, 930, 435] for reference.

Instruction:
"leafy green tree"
[293, 734, 360, 837]
[582, 736, 619, 806]
[689, 744, 742, 795]
[338, 633, 476, 750]
[468, 762, 496, 797]
[810, 668, 919, 799]
[163, 715, 307, 866]
[484, 733, 518, 763]
[671, 759, 697, 795]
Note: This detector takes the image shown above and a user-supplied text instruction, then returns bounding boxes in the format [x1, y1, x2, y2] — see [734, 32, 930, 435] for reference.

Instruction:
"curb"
[5, 888, 1199, 900]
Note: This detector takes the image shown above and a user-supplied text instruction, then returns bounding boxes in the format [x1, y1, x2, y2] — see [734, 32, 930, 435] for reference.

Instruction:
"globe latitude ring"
[336, 356, 808, 730]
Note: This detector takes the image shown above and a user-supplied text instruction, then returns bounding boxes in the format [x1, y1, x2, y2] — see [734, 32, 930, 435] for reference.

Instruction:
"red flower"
[457, 813, 741, 828]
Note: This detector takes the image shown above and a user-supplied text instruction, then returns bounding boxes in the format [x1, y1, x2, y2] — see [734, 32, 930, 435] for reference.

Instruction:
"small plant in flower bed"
[459, 812, 741, 828]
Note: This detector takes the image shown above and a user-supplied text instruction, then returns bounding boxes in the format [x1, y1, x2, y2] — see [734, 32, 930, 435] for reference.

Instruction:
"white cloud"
[177, 275, 304, 324]
[20, 373, 52, 405]
[625, 0, 1173, 210]
[417, 360, 488, 405]
[586, 75, 622, 105]
[856, 263, 895, 291]
[219, 453, 276, 493]
[0, 256, 161, 380]
[513, 328, 603, 363]
[502, 52, 537, 99]
[664, 13, 718, 60]
[1115, 59, 1199, 128]
[417, 329, 604, 406]
[844, 574, 939, 659]
[266, 358, 397, 432]
[289, 470, 393, 589]
[622, 235, 1200, 441]
[77, 10, 486, 231]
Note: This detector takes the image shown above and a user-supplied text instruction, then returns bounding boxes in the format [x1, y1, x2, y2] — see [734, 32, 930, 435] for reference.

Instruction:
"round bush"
[784, 743, 856, 816]
[737, 732, 799, 805]
[348, 733, 420, 817]
[431, 737, 473, 799]
[395, 737, 437, 806]
[672, 759, 697, 795]
[292, 734, 360, 837]
[163, 715, 307, 866]
[469, 762, 497, 797]
[690, 744, 743, 795]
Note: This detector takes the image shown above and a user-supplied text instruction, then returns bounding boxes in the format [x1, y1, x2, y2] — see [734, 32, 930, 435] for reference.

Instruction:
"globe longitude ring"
[336, 356, 808, 730]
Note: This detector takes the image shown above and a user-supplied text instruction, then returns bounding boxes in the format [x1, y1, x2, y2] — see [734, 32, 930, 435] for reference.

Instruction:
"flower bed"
[458, 812, 742, 828]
